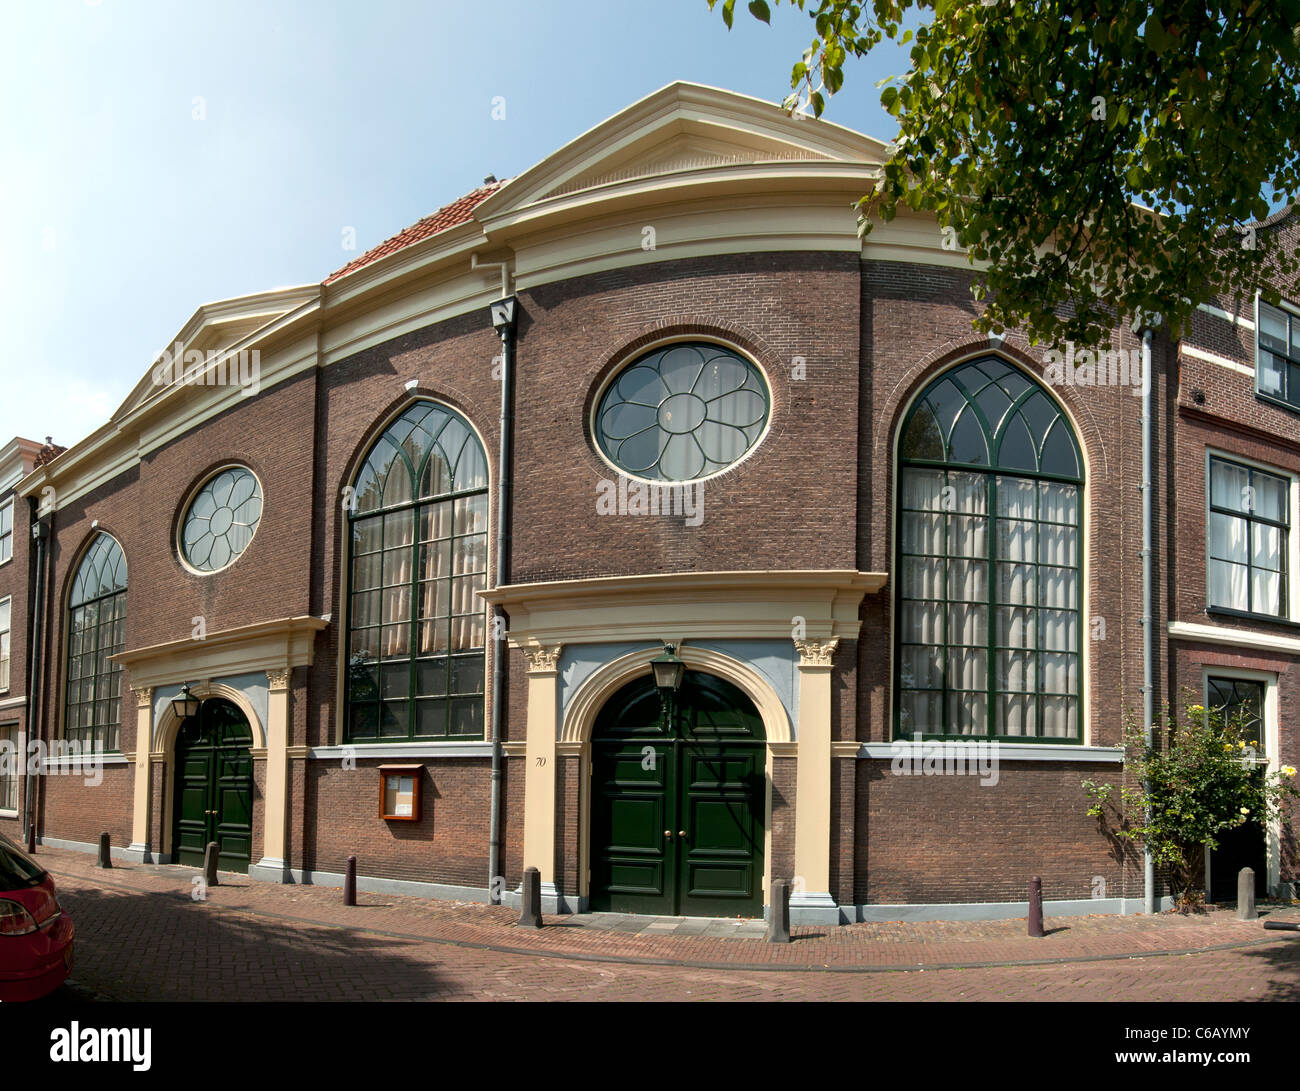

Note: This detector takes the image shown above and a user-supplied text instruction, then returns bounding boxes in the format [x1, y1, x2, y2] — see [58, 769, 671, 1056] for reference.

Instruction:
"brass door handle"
[678, 830, 686, 838]
[663, 830, 671, 838]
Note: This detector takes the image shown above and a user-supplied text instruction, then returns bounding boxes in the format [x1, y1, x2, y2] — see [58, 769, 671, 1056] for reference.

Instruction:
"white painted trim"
[0, 809, 17, 819]
[308, 742, 492, 760]
[0, 695, 26, 709]
[1168, 620, 1300, 655]
[42, 754, 129, 771]
[1197, 302, 1256, 331]
[857, 742, 1124, 762]
[1180, 344, 1255, 378]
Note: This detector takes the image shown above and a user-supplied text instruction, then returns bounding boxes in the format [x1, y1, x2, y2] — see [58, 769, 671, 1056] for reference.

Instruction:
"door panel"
[589, 741, 675, 913]
[171, 699, 254, 874]
[676, 744, 764, 916]
[590, 671, 765, 917]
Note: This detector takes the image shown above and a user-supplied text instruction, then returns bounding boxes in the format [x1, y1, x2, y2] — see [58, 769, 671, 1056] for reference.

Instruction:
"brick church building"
[1, 83, 1296, 922]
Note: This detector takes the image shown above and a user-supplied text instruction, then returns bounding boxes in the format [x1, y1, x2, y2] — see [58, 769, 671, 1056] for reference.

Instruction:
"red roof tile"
[324, 180, 506, 285]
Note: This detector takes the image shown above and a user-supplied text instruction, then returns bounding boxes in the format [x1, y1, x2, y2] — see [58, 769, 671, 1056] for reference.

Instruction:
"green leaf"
[748, 0, 771, 24]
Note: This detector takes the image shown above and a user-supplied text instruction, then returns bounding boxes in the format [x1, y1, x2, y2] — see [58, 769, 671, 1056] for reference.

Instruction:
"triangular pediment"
[477, 82, 888, 222]
[111, 285, 319, 422]
[541, 122, 835, 198]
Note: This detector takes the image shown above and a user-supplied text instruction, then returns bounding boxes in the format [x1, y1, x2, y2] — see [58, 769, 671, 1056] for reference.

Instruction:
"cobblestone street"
[29, 848, 1300, 1002]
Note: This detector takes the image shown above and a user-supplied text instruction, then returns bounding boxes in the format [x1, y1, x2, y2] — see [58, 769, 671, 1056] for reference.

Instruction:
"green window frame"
[594, 341, 770, 482]
[895, 356, 1084, 742]
[1256, 298, 1300, 412]
[1207, 455, 1289, 619]
[65, 533, 127, 752]
[345, 401, 489, 741]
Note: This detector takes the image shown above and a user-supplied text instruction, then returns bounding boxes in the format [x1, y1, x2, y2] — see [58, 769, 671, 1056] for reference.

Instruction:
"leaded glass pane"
[347, 401, 488, 741]
[595, 343, 770, 481]
[180, 467, 263, 573]
[896, 358, 1082, 741]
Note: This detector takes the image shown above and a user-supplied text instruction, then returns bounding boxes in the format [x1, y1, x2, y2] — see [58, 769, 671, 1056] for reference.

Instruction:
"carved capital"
[795, 638, 839, 668]
[266, 668, 291, 691]
[524, 644, 563, 674]
[132, 686, 153, 709]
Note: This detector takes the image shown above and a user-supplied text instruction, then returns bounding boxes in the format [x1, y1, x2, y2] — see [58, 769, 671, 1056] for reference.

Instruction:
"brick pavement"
[29, 847, 1300, 1001]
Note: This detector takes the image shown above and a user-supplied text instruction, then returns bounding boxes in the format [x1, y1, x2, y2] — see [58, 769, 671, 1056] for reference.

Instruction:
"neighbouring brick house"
[2, 83, 1296, 922]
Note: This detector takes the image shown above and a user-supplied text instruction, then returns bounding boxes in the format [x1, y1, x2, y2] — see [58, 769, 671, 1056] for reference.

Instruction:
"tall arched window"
[67, 533, 127, 751]
[346, 401, 489, 740]
[895, 356, 1083, 741]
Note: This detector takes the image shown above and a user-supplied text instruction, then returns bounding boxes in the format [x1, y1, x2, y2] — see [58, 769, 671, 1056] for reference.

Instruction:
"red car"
[0, 831, 74, 1001]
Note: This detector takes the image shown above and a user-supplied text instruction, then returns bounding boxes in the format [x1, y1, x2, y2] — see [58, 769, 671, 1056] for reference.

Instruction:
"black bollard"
[344, 855, 357, 906]
[1237, 868, 1257, 921]
[25, 820, 35, 854]
[1264, 920, 1300, 931]
[203, 842, 219, 887]
[518, 866, 542, 928]
[1028, 875, 1044, 937]
[96, 831, 112, 869]
[767, 878, 791, 944]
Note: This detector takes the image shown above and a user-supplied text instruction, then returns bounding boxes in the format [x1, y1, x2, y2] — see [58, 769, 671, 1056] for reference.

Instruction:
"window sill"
[862, 741, 1123, 763]
[311, 741, 490, 760]
[0, 809, 17, 819]
[1255, 390, 1300, 417]
[42, 753, 128, 770]
[1205, 606, 1300, 631]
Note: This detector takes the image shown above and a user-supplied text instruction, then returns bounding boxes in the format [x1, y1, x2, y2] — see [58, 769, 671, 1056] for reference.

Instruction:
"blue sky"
[0, 0, 905, 451]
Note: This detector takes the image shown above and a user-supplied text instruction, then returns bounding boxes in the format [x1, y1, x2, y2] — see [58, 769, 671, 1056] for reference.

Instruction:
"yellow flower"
[1224, 744, 1234, 752]
[1238, 740, 1247, 749]
[1189, 705, 1205, 713]
[1283, 766, 1297, 778]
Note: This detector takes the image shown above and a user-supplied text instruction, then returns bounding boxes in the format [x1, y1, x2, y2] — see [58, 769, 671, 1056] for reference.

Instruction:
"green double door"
[172, 698, 254, 873]
[590, 671, 766, 917]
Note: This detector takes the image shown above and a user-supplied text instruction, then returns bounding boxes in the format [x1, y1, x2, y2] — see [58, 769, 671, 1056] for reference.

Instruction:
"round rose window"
[180, 466, 263, 573]
[594, 342, 770, 481]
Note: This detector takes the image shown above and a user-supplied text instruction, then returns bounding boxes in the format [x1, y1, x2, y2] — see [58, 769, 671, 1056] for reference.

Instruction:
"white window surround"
[0, 595, 10, 694]
[1200, 665, 1281, 893]
[0, 723, 19, 817]
[0, 496, 12, 568]
[1204, 447, 1300, 622]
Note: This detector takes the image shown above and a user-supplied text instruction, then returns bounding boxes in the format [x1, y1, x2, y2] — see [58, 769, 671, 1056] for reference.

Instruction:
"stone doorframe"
[112, 615, 327, 880]
[481, 570, 884, 919]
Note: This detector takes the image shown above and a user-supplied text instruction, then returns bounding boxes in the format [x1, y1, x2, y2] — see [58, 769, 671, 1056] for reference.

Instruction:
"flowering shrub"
[1082, 700, 1298, 910]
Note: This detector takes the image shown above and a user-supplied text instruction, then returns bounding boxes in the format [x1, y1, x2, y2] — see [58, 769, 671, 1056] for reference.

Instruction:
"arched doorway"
[589, 670, 766, 917]
[172, 698, 255, 873]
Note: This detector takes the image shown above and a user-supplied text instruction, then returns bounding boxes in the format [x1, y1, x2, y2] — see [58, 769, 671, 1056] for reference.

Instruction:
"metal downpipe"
[23, 506, 49, 841]
[1141, 325, 1155, 915]
[487, 295, 516, 903]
